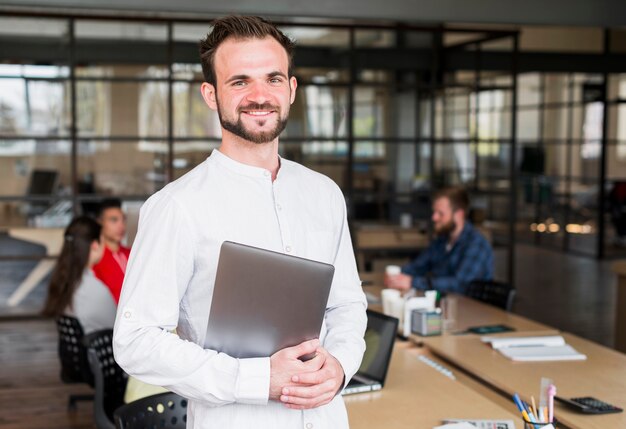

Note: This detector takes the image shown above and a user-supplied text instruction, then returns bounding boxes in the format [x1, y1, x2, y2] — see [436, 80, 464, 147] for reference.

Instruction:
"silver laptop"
[204, 241, 335, 359]
[342, 310, 399, 395]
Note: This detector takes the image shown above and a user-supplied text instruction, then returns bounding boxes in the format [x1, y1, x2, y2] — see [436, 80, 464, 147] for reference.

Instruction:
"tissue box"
[411, 308, 442, 336]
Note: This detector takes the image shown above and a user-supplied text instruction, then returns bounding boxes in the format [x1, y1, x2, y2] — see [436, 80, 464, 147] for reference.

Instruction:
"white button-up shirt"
[113, 149, 367, 429]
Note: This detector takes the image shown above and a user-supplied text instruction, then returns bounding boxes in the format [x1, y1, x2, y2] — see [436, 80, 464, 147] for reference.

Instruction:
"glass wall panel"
[173, 141, 219, 179]
[173, 81, 221, 138]
[280, 27, 350, 48]
[355, 30, 396, 48]
[76, 81, 169, 138]
[286, 86, 348, 138]
[280, 142, 348, 189]
[518, 73, 541, 106]
[0, 140, 71, 199]
[77, 140, 167, 195]
[517, 109, 541, 141]
[0, 78, 70, 136]
[353, 86, 392, 138]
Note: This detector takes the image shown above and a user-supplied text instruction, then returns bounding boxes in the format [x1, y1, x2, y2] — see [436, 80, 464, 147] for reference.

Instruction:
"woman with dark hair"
[42, 216, 117, 333]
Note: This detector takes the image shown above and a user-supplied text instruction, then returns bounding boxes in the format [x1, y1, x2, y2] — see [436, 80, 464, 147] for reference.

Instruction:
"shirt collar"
[209, 148, 282, 180]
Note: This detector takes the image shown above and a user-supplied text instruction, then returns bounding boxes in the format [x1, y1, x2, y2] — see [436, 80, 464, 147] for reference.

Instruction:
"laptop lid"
[204, 241, 335, 359]
[355, 310, 399, 386]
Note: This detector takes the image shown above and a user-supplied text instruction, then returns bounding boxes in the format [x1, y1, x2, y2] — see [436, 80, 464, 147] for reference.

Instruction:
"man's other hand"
[269, 339, 324, 401]
[384, 273, 412, 291]
[279, 346, 345, 410]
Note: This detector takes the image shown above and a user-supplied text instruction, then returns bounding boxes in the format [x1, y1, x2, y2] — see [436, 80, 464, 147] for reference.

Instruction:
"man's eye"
[269, 78, 282, 84]
[232, 81, 246, 87]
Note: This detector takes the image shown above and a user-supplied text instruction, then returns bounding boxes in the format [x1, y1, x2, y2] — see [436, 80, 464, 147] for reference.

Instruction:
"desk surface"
[362, 286, 554, 334]
[345, 343, 520, 429]
[422, 321, 626, 429]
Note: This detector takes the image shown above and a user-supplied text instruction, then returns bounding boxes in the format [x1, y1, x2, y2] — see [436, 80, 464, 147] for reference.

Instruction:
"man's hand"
[384, 273, 412, 291]
[279, 346, 345, 410]
[269, 339, 325, 401]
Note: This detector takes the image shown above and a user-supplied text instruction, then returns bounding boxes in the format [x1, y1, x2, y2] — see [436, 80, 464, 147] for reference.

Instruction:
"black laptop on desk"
[342, 310, 398, 395]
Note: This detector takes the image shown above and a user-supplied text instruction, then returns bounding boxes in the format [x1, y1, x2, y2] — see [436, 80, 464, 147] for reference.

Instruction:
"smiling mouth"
[241, 110, 276, 117]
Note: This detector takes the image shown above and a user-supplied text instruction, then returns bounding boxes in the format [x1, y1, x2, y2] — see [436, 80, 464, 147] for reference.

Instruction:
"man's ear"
[289, 76, 298, 104]
[200, 82, 218, 111]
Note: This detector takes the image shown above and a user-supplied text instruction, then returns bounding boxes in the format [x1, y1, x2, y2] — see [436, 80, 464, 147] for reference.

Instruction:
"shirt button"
[276, 203, 282, 211]
[285, 245, 292, 253]
[124, 311, 131, 319]
[306, 424, 313, 429]
[263, 170, 270, 177]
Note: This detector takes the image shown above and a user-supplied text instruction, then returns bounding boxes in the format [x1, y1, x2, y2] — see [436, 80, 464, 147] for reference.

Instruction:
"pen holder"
[522, 416, 556, 428]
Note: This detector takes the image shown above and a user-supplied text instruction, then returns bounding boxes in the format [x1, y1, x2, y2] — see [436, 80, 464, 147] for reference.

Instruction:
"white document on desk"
[437, 419, 517, 429]
[481, 335, 565, 350]
[497, 344, 587, 362]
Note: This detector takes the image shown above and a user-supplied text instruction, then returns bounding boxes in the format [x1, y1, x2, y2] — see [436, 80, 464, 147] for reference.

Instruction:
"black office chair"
[85, 329, 128, 429]
[114, 392, 188, 429]
[56, 315, 95, 409]
[466, 280, 516, 312]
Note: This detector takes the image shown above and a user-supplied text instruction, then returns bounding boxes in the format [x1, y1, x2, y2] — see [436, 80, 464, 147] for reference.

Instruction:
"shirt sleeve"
[421, 239, 492, 294]
[401, 243, 434, 289]
[113, 192, 270, 407]
[322, 187, 367, 388]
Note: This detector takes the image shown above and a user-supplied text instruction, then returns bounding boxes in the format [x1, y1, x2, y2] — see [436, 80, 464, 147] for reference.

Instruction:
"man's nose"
[246, 82, 270, 105]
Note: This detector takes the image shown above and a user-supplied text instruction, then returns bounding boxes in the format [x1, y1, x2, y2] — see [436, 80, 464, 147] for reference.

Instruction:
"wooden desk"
[613, 260, 626, 353]
[345, 343, 520, 428]
[360, 286, 625, 428]
[362, 287, 553, 334]
[6, 227, 64, 307]
[422, 325, 626, 429]
[431, 294, 554, 334]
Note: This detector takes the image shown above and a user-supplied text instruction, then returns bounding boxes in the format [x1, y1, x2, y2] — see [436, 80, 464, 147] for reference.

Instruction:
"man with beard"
[113, 16, 366, 429]
[384, 187, 493, 294]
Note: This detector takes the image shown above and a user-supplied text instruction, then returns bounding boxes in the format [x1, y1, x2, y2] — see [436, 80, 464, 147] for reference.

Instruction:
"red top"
[93, 244, 131, 303]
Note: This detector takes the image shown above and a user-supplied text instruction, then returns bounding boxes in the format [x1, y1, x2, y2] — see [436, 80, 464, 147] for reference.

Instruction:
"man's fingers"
[298, 351, 325, 372]
[281, 380, 330, 399]
[281, 384, 335, 406]
[283, 338, 319, 359]
[292, 369, 325, 385]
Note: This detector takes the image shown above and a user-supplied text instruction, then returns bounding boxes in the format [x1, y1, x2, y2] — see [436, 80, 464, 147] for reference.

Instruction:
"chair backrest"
[56, 315, 94, 386]
[466, 280, 516, 312]
[114, 392, 188, 429]
[85, 329, 128, 429]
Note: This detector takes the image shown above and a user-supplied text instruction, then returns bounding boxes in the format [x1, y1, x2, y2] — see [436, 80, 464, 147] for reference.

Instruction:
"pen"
[531, 396, 538, 417]
[548, 384, 557, 423]
[513, 393, 525, 413]
[524, 402, 537, 423]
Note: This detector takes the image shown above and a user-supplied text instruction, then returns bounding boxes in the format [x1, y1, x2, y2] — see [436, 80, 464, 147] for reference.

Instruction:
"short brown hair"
[199, 15, 295, 86]
[434, 187, 470, 214]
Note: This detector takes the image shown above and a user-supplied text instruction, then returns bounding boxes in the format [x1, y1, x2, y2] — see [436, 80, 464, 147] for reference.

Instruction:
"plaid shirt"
[401, 222, 493, 294]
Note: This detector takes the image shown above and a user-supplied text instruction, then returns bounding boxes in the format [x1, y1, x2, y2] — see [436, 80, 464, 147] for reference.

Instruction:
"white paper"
[439, 419, 517, 429]
[433, 423, 477, 429]
[498, 344, 587, 361]
[482, 335, 565, 350]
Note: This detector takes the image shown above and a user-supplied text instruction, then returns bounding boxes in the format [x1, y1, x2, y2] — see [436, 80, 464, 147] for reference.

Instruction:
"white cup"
[385, 265, 401, 276]
[400, 213, 412, 229]
[381, 288, 401, 316]
[390, 297, 405, 326]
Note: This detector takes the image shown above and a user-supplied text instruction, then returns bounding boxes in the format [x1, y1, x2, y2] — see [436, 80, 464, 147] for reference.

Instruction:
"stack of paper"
[435, 419, 516, 429]
[482, 335, 586, 362]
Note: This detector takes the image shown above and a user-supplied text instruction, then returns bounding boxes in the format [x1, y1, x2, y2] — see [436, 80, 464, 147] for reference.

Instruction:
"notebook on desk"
[342, 310, 398, 395]
[483, 334, 587, 362]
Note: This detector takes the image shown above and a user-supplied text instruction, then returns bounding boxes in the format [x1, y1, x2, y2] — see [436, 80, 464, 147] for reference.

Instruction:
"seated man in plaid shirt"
[385, 187, 493, 295]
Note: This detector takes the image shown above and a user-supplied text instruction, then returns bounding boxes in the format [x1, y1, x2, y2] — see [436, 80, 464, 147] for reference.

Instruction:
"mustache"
[238, 103, 279, 113]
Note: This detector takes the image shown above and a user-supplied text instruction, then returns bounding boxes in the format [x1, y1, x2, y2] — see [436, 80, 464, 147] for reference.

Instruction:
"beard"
[434, 219, 456, 237]
[216, 100, 289, 144]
